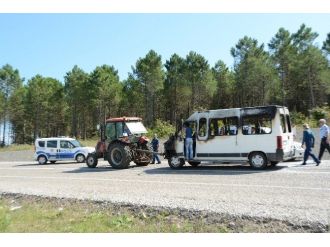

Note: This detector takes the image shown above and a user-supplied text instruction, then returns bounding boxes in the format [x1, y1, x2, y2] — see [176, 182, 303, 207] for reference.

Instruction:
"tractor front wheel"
[86, 153, 98, 168]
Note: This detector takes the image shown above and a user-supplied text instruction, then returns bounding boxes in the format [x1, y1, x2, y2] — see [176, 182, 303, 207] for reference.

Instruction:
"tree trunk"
[308, 65, 315, 109]
[2, 113, 6, 145]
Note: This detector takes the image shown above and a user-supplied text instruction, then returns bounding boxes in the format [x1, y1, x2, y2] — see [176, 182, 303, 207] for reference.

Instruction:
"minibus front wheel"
[168, 156, 185, 169]
[249, 152, 267, 169]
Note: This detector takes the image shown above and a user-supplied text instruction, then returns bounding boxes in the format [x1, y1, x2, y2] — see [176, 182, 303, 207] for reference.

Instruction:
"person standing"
[301, 123, 320, 166]
[184, 122, 193, 160]
[151, 134, 161, 164]
[318, 119, 330, 162]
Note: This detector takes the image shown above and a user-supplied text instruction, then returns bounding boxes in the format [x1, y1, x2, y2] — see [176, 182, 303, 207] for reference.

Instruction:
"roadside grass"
[0, 144, 34, 152]
[78, 138, 98, 148]
[0, 196, 230, 233]
[0, 194, 321, 233]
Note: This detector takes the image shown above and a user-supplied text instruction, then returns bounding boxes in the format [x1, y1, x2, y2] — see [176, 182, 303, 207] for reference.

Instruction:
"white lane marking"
[0, 175, 329, 192]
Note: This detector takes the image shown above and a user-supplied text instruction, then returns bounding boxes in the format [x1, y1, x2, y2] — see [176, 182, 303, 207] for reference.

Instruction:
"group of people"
[150, 121, 195, 162]
[301, 118, 330, 166]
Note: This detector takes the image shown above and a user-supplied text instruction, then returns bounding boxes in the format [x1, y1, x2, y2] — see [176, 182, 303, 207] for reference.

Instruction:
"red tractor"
[86, 117, 153, 169]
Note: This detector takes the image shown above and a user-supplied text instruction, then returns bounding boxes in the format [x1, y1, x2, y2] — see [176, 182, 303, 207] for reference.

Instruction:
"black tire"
[188, 161, 201, 167]
[50, 161, 56, 164]
[86, 153, 98, 168]
[108, 142, 132, 169]
[37, 155, 47, 165]
[168, 156, 185, 169]
[249, 152, 268, 169]
[76, 154, 85, 163]
[269, 161, 279, 167]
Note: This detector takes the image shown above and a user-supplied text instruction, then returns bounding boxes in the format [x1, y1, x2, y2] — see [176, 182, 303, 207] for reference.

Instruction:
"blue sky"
[0, 14, 329, 83]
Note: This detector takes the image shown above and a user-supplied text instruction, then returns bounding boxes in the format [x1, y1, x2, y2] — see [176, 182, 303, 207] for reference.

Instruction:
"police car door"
[59, 140, 75, 160]
[46, 140, 59, 160]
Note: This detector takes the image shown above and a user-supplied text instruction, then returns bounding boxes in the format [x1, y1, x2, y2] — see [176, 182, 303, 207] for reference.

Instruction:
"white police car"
[34, 137, 95, 165]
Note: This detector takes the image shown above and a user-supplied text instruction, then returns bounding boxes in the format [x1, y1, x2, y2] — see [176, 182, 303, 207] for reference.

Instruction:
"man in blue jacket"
[301, 123, 320, 166]
[151, 134, 161, 164]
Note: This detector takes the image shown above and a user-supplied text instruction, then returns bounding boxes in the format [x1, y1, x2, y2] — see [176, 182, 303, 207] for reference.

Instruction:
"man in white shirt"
[318, 119, 330, 163]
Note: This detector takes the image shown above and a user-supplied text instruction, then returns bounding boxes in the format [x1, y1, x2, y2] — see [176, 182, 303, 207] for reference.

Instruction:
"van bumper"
[267, 149, 294, 162]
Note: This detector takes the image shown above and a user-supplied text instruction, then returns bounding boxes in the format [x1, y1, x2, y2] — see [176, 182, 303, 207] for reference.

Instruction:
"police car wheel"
[38, 155, 47, 165]
[76, 154, 85, 163]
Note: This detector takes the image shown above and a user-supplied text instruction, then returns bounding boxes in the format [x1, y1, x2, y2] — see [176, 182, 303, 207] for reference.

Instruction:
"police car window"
[71, 140, 81, 147]
[38, 141, 45, 147]
[47, 140, 57, 148]
[60, 141, 68, 149]
[60, 141, 74, 149]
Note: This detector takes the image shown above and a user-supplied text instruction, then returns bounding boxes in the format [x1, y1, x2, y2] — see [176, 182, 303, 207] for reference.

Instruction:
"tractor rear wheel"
[108, 142, 132, 169]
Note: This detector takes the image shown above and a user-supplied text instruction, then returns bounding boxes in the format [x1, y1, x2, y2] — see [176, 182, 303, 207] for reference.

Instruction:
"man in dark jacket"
[301, 123, 320, 166]
[151, 134, 161, 164]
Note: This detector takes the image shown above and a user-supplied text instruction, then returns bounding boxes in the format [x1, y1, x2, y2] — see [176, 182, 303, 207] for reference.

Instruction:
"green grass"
[0, 144, 34, 152]
[0, 194, 320, 233]
[78, 138, 98, 148]
[0, 196, 230, 233]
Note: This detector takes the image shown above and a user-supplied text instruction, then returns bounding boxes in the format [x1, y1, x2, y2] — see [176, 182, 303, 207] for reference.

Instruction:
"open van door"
[279, 107, 294, 159]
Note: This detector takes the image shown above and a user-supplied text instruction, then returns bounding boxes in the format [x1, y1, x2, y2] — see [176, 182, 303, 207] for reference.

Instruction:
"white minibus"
[164, 105, 296, 169]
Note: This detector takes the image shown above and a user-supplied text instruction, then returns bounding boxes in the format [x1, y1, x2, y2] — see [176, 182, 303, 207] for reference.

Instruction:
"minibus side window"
[198, 118, 207, 137]
[209, 117, 238, 136]
[38, 141, 45, 147]
[286, 115, 292, 133]
[280, 114, 286, 133]
[242, 114, 272, 135]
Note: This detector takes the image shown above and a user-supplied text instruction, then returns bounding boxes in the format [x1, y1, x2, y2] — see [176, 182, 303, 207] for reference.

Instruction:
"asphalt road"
[0, 156, 330, 227]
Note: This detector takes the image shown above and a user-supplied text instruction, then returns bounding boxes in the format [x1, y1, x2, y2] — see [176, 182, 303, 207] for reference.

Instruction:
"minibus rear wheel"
[249, 152, 267, 169]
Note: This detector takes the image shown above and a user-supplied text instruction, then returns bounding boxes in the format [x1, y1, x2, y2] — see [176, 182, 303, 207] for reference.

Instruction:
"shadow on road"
[144, 164, 287, 176]
[62, 164, 143, 173]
